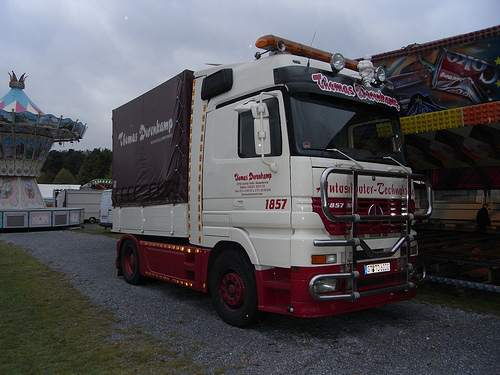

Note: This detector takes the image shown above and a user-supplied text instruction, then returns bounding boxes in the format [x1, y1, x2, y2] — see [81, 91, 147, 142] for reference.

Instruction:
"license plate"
[364, 262, 391, 275]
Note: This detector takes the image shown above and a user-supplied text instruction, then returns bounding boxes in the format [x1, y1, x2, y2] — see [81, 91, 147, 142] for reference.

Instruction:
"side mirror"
[251, 103, 269, 119]
[234, 101, 253, 113]
[254, 117, 271, 155]
[235, 101, 271, 156]
[252, 102, 271, 156]
[235, 98, 278, 172]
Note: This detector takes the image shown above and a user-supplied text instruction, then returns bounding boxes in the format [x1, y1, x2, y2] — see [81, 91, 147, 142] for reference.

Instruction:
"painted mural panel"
[0, 177, 18, 207]
[0, 177, 44, 208]
[22, 178, 44, 207]
[373, 27, 500, 116]
[0, 134, 53, 176]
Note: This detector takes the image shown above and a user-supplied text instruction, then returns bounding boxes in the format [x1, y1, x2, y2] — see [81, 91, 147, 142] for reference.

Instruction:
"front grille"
[356, 198, 405, 234]
[312, 198, 408, 235]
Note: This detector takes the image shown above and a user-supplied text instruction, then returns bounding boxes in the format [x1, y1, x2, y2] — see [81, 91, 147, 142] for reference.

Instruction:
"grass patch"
[77, 224, 123, 239]
[0, 242, 206, 375]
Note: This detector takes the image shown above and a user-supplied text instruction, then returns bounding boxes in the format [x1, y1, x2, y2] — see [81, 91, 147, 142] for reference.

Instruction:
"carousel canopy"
[0, 72, 43, 114]
[0, 72, 86, 142]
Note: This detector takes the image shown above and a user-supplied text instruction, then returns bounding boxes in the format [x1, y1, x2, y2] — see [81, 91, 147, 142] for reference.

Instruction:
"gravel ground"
[2, 228, 499, 374]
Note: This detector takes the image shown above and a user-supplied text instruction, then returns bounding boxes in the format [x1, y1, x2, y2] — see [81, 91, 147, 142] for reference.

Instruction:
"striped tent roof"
[0, 72, 43, 114]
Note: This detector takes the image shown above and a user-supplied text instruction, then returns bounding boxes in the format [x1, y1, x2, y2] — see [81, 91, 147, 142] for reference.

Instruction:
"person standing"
[476, 203, 491, 235]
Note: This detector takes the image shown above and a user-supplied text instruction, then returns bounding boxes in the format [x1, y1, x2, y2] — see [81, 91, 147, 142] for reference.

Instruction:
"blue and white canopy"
[0, 72, 86, 141]
[0, 72, 43, 114]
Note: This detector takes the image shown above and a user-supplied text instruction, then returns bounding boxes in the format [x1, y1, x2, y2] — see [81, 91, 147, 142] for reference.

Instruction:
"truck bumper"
[255, 258, 417, 318]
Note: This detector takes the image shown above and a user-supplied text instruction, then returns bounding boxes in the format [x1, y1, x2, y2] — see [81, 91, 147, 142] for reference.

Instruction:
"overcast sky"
[2, 0, 498, 151]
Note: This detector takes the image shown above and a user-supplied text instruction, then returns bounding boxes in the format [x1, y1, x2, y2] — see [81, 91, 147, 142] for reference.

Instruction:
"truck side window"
[238, 98, 282, 158]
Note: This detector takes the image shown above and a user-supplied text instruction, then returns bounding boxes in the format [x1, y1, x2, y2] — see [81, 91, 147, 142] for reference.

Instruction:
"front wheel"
[209, 250, 267, 327]
[120, 239, 146, 285]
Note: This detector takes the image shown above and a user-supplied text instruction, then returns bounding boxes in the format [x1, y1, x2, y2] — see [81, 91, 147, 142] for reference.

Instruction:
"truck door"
[203, 92, 292, 267]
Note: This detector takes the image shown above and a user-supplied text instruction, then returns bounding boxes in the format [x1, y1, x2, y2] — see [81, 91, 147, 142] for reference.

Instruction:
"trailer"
[38, 184, 80, 207]
[54, 189, 104, 223]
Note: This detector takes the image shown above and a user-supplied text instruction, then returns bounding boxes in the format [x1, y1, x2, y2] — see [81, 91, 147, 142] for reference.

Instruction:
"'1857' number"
[265, 199, 287, 210]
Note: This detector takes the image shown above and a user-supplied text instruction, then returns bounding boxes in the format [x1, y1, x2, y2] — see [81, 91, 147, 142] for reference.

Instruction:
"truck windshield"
[289, 92, 407, 165]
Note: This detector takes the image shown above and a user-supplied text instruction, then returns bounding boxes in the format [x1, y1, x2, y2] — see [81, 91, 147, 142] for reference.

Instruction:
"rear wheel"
[209, 250, 267, 327]
[120, 239, 146, 285]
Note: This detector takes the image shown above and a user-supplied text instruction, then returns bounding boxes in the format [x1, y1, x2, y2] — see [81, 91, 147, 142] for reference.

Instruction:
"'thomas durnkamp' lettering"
[311, 73, 400, 111]
[234, 172, 273, 181]
[118, 119, 174, 147]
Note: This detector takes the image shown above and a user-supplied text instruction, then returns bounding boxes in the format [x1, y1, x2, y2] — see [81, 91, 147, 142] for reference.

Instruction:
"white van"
[99, 190, 113, 228]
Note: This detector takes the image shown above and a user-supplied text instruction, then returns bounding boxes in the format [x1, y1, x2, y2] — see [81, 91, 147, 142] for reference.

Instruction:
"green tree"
[53, 168, 76, 184]
[39, 148, 112, 185]
[41, 149, 85, 179]
[42, 150, 64, 177]
[37, 171, 56, 184]
[106, 163, 113, 179]
[77, 148, 113, 184]
[62, 149, 86, 176]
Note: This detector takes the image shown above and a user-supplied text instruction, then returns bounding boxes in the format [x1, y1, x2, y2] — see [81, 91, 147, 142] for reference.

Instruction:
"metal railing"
[310, 167, 432, 301]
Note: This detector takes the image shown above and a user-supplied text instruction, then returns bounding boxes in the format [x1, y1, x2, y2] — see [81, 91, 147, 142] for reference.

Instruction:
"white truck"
[54, 189, 104, 223]
[112, 35, 432, 326]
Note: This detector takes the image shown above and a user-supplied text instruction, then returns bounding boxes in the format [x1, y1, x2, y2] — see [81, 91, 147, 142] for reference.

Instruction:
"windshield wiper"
[383, 156, 411, 173]
[328, 148, 364, 169]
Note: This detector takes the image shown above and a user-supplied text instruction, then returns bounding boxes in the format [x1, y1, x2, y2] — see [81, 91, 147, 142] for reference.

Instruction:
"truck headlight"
[312, 277, 338, 294]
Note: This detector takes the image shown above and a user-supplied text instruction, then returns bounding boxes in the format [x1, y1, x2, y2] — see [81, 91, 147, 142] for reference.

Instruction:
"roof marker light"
[255, 34, 359, 70]
[255, 35, 389, 88]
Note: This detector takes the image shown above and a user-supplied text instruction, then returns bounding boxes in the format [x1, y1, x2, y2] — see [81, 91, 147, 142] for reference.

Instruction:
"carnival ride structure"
[0, 72, 87, 229]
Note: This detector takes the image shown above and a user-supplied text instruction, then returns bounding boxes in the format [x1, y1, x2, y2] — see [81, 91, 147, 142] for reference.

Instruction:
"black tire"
[120, 239, 146, 285]
[209, 250, 267, 327]
[88, 217, 96, 224]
